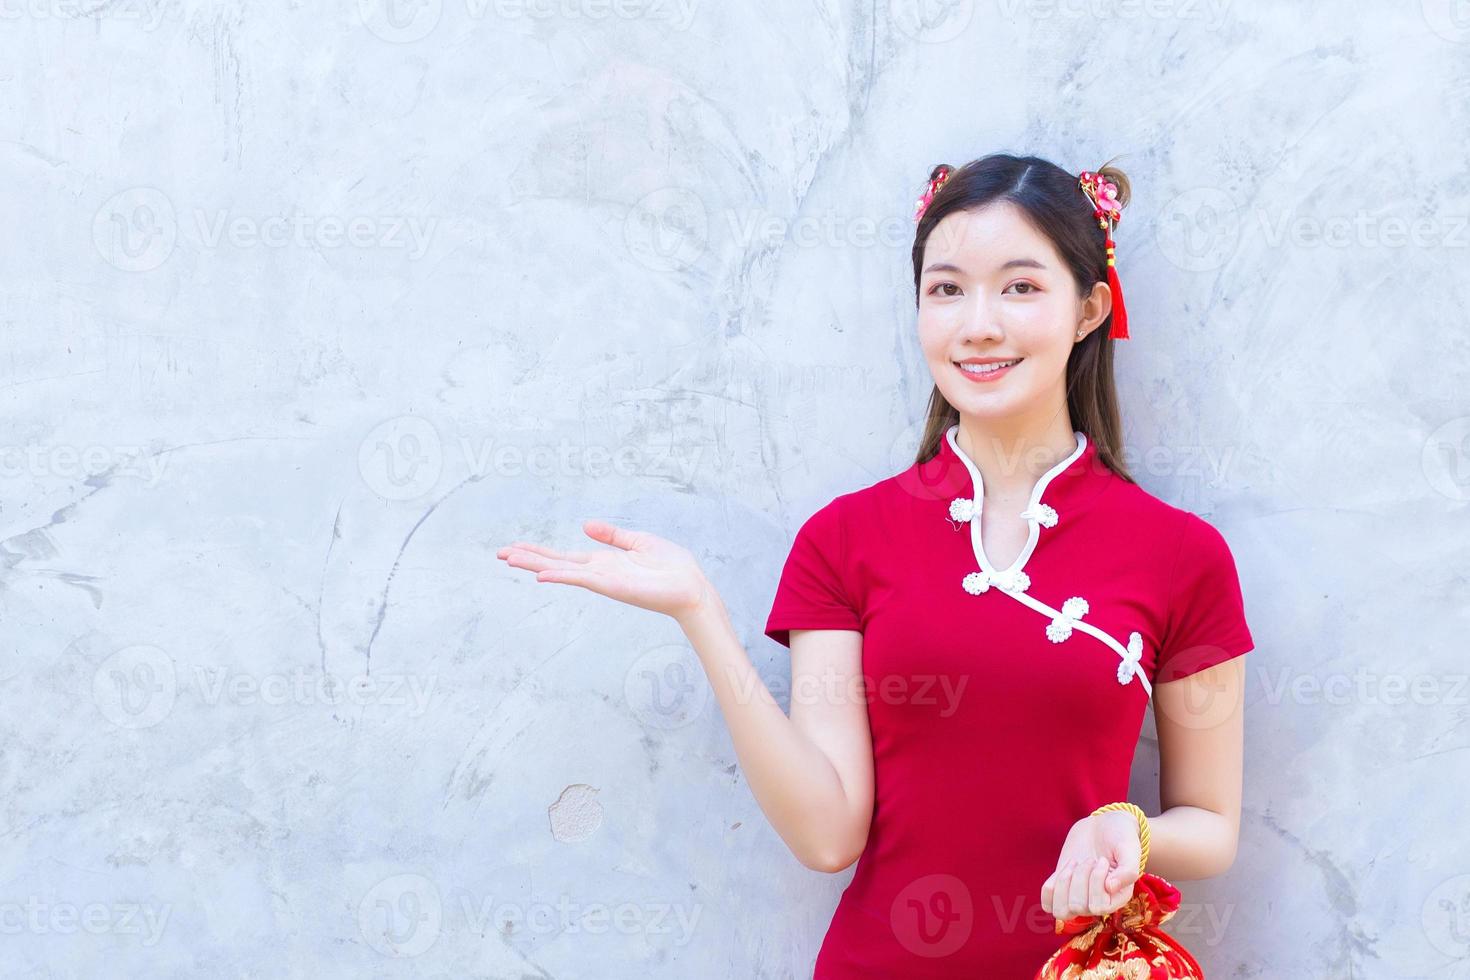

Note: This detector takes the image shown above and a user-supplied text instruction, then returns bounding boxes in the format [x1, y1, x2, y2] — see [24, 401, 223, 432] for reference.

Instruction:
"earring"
[1075, 328, 1085, 339]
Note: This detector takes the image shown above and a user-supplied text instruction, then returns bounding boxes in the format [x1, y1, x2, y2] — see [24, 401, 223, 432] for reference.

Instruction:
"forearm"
[1139, 804, 1239, 881]
[675, 592, 864, 871]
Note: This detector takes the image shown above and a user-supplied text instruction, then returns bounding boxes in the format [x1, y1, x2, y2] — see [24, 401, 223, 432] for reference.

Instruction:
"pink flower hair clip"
[1079, 170, 1123, 227]
[913, 164, 954, 223]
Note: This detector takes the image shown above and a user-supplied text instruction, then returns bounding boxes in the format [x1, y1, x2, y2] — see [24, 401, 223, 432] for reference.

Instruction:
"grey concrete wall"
[2, 2, 1466, 977]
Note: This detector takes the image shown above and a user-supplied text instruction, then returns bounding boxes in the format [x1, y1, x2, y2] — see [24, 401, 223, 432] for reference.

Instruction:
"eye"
[928, 282, 961, 297]
[1006, 281, 1039, 295]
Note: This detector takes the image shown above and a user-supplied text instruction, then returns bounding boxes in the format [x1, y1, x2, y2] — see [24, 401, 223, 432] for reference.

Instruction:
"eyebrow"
[922, 258, 1048, 275]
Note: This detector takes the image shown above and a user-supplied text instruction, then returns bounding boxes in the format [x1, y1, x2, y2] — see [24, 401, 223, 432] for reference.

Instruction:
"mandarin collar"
[918, 423, 1097, 506]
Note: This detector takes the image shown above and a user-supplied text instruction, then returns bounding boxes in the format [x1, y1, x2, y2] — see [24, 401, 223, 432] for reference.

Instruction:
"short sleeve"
[1153, 512, 1255, 684]
[763, 497, 863, 648]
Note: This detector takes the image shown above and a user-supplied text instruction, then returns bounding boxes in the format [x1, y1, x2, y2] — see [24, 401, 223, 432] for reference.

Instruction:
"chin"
[936, 385, 1022, 417]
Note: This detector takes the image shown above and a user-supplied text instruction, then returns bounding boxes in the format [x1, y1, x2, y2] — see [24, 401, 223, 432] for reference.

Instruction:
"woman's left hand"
[1039, 811, 1142, 921]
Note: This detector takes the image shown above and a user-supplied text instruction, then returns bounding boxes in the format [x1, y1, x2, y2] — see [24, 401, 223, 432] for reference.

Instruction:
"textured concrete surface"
[1, 2, 1467, 977]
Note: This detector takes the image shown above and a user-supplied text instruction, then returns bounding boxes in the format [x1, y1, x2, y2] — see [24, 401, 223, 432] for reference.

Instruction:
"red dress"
[764, 425, 1254, 978]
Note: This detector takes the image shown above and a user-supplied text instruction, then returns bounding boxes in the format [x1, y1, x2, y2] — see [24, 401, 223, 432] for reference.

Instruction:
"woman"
[498, 153, 1254, 977]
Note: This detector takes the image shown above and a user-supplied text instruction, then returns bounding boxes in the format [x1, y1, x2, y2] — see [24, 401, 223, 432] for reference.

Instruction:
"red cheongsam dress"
[764, 424, 1255, 978]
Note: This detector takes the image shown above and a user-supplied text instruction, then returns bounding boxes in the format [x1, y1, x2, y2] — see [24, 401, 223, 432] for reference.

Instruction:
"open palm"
[497, 520, 712, 621]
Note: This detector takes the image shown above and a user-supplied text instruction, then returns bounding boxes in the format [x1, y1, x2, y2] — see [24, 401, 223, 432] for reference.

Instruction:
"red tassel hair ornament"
[1077, 169, 1129, 339]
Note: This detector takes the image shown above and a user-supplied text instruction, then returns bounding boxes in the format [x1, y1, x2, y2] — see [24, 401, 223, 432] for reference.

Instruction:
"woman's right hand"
[497, 520, 716, 623]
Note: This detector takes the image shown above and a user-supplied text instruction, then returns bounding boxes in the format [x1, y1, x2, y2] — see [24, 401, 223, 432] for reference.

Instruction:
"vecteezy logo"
[888, 415, 957, 505]
[1154, 186, 1241, 273]
[890, 0, 973, 43]
[623, 187, 708, 273]
[358, 0, 442, 42]
[359, 873, 442, 956]
[358, 416, 443, 501]
[890, 873, 973, 958]
[1423, 873, 1470, 957]
[1422, 0, 1470, 42]
[93, 188, 177, 272]
[1423, 416, 1470, 502]
[624, 643, 709, 730]
[92, 644, 177, 729]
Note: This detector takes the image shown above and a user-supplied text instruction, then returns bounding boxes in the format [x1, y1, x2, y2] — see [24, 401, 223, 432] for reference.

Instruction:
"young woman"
[497, 153, 1254, 978]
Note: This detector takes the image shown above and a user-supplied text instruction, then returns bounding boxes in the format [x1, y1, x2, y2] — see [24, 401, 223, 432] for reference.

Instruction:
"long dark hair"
[910, 153, 1135, 483]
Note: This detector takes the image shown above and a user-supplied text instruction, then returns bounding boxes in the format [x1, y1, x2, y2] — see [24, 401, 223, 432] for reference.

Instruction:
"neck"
[953, 412, 1080, 503]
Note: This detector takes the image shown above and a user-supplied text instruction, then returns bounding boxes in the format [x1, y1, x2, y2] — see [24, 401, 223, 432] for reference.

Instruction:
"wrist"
[1089, 801, 1150, 875]
[674, 574, 727, 632]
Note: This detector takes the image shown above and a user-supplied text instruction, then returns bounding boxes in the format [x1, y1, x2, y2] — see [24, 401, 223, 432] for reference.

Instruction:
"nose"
[959, 294, 1006, 343]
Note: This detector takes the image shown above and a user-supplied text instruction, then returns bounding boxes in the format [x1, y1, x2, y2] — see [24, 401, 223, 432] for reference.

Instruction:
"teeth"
[958, 358, 1019, 374]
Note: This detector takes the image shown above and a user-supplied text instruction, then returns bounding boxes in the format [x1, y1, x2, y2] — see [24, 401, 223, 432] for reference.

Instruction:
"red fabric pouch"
[1034, 872, 1206, 979]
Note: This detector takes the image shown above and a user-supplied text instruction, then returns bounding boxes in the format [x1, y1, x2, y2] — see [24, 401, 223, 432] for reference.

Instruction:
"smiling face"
[917, 201, 1110, 425]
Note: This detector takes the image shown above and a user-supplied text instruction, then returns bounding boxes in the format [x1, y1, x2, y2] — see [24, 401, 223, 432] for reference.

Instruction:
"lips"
[955, 357, 1023, 382]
